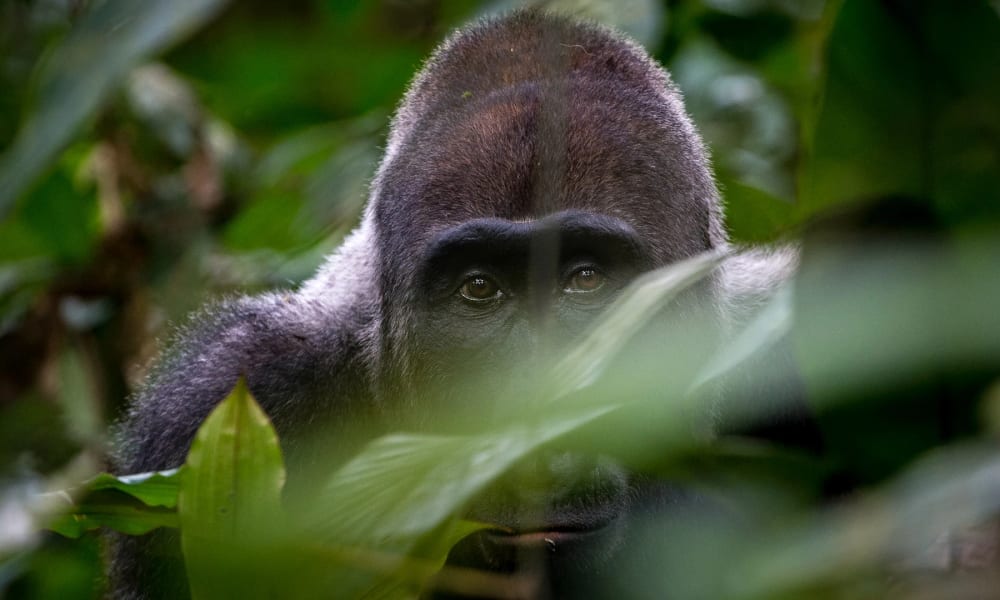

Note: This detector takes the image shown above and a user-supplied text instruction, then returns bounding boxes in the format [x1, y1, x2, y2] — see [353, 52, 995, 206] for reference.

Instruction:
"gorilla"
[111, 10, 802, 599]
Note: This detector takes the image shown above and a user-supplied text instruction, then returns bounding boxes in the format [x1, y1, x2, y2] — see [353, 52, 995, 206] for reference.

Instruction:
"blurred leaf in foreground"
[299, 253, 723, 597]
[733, 442, 1000, 599]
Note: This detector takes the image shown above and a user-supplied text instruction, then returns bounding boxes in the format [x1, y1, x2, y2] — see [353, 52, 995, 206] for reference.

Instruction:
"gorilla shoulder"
[115, 226, 381, 475]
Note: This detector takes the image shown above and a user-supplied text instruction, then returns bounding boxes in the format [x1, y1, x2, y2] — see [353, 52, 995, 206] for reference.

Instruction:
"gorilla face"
[406, 211, 648, 566]
[359, 12, 727, 580]
[370, 13, 724, 399]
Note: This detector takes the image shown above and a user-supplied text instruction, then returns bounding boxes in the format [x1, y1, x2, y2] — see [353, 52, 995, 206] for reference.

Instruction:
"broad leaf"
[734, 443, 1000, 599]
[90, 469, 182, 508]
[316, 406, 613, 548]
[46, 469, 181, 538]
[48, 495, 178, 539]
[179, 378, 286, 600]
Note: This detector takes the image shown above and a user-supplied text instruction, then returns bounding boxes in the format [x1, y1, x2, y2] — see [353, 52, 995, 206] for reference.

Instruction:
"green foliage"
[0, 149, 98, 270]
[0, 0, 231, 219]
[33, 241, 998, 596]
[800, 0, 1000, 225]
[46, 470, 180, 538]
[2, 0, 1000, 598]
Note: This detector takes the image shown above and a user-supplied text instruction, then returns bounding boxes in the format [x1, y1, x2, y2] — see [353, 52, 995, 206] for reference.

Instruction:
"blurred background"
[1, 0, 999, 597]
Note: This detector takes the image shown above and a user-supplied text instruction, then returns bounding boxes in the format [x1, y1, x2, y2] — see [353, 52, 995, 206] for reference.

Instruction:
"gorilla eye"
[565, 267, 606, 293]
[458, 274, 502, 303]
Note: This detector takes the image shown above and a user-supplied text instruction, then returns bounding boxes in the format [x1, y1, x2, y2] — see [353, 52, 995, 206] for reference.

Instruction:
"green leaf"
[546, 250, 723, 397]
[48, 495, 179, 539]
[89, 469, 182, 508]
[692, 283, 793, 392]
[316, 406, 612, 549]
[179, 378, 286, 600]
[45, 469, 181, 538]
[310, 252, 723, 560]
[358, 520, 494, 600]
[0, 0, 231, 218]
[298, 410, 609, 598]
[734, 443, 1000, 599]
[278, 256, 722, 596]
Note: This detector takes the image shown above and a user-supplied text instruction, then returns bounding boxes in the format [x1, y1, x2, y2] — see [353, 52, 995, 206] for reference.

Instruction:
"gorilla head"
[300, 11, 726, 409]
[114, 10, 751, 599]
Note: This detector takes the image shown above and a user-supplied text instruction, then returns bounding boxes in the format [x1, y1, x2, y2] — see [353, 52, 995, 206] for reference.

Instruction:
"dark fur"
[111, 11, 797, 598]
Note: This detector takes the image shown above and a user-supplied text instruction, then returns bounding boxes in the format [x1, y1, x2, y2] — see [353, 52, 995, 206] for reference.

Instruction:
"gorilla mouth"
[465, 453, 631, 550]
[473, 487, 628, 551]
[484, 518, 617, 547]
